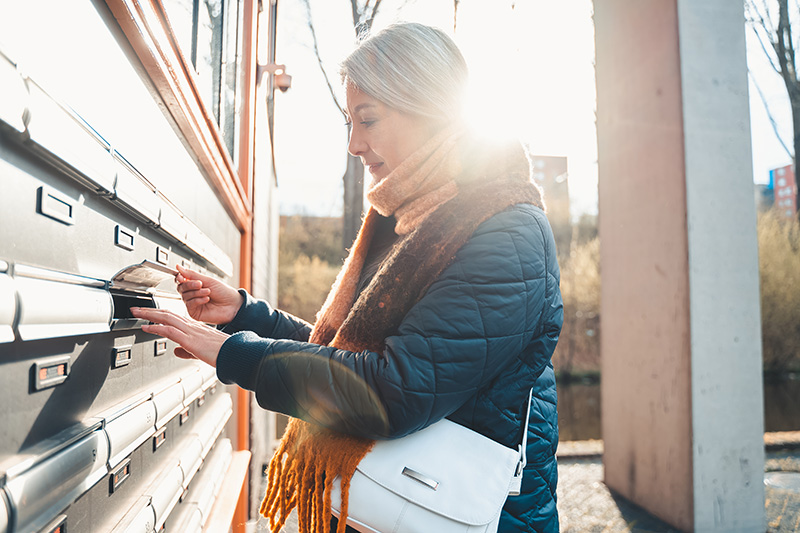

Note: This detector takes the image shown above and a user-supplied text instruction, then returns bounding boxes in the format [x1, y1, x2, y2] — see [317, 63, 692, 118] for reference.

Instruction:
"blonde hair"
[340, 22, 468, 122]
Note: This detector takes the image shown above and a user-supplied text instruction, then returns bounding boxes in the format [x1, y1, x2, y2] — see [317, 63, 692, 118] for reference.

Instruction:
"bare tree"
[746, 0, 800, 219]
[300, 0, 385, 248]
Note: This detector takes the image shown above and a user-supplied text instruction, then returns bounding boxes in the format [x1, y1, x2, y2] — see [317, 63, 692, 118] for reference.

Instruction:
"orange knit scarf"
[260, 131, 542, 533]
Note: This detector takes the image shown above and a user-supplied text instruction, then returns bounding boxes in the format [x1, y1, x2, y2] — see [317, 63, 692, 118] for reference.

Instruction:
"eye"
[360, 120, 376, 128]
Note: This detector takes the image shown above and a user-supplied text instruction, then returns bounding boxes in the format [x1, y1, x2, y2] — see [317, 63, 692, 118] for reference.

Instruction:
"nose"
[347, 125, 366, 157]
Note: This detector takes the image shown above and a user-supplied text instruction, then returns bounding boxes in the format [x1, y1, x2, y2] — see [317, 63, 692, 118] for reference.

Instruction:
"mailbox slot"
[110, 289, 155, 329]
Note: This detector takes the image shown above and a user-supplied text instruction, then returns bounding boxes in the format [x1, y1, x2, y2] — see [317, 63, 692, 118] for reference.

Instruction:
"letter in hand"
[175, 264, 244, 325]
[130, 306, 228, 368]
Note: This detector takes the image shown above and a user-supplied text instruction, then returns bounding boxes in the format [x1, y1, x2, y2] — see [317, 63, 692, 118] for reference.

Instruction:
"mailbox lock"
[32, 356, 71, 391]
[109, 458, 131, 494]
[154, 340, 167, 356]
[112, 346, 132, 369]
[153, 427, 167, 451]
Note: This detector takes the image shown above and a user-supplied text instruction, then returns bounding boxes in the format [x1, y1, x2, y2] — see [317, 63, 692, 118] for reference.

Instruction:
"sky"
[268, 1, 793, 220]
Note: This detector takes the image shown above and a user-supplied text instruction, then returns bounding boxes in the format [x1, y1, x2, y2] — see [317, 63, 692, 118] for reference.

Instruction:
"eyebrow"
[353, 103, 377, 114]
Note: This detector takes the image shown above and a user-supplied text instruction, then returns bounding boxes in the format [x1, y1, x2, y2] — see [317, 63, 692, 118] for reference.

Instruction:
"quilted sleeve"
[220, 289, 312, 342]
[216, 205, 557, 439]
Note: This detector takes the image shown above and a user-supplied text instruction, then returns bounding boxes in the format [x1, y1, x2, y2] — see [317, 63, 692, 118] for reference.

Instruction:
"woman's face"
[346, 84, 439, 182]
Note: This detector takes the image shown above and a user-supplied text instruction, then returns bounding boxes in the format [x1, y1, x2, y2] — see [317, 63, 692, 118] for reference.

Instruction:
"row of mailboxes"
[0, 372, 231, 533]
[0, 49, 235, 280]
[0, 18, 246, 533]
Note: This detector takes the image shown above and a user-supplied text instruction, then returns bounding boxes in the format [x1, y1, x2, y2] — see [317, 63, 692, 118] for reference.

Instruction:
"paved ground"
[248, 435, 800, 532]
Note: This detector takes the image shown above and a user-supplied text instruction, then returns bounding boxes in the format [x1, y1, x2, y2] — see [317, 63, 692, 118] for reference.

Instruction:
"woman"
[132, 22, 562, 533]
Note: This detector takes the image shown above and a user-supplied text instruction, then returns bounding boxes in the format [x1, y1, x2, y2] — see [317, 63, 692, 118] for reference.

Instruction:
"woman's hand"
[175, 264, 243, 325]
[131, 307, 229, 367]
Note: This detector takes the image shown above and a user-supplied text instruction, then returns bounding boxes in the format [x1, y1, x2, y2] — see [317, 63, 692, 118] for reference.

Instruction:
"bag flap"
[354, 419, 519, 525]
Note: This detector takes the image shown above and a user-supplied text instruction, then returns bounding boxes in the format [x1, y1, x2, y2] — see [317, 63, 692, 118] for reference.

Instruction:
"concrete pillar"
[595, 1, 765, 531]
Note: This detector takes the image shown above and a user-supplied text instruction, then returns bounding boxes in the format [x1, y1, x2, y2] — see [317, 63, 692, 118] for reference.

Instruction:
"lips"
[366, 162, 383, 174]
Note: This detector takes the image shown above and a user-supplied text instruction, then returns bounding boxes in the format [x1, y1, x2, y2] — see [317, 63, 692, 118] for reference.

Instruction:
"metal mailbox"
[180, 367, 205, 407]
[186, 437, 232, 527]
[25, 80, 116, 195]
[190, 475, 216, 524]
[4, 427, 109, 533]
[157, 199, 188, 244]
[14, 265, 111, 341]
[200, 365, 217, 391]
[176, 506, 203, 532]
[0, 50, 27, 134]
[177, 436, 203, 489]
[103, 398, 157, 469]
[152, 381, 185, 429]
[195, 393, 233, 458]
[145, 460, 183, 530]
[0, 268, 16, 343]
[112, 154, 160, 226]
[109, 497, 155, 533]
[0, 493, 9, 533]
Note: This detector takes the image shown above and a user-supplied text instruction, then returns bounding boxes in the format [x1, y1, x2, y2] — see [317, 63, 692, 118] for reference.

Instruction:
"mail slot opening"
[111, 290, 156, 319]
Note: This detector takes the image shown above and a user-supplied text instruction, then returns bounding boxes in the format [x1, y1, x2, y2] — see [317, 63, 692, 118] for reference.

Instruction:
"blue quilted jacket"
[217, 203, 562, 532]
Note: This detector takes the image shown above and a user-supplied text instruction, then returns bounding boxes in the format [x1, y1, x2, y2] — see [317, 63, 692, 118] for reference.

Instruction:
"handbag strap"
[516, 387, 534, 475]
[508, 387, 534, 496]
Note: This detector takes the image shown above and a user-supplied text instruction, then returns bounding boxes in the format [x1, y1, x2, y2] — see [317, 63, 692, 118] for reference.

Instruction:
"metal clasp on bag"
[402, 467, 439, 490]
[508, 444, 526, 496]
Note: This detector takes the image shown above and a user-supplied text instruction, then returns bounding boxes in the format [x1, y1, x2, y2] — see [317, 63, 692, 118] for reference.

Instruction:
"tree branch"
[752, 19, 784, 74]
[747, 0, 778, 36]
[749, 68, 794, 158]
[365, 0, 382, 30]
[350, 0, 360, 29]
[301, 0, 346, 117]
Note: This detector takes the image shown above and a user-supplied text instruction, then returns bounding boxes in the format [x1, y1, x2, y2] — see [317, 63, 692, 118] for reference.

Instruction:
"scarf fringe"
[262, 418, 374, 533]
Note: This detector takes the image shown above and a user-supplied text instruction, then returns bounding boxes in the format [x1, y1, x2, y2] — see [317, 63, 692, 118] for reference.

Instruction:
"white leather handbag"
[331, 389, 533, 533]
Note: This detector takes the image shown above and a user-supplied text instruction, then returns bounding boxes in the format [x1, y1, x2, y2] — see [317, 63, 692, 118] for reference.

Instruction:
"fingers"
[176, 264, 217, 286]
[131, 307, 189, 329]
[176, 279, 205, 294]
[140, 322, 189, 346]
[180, 288, 211, 300]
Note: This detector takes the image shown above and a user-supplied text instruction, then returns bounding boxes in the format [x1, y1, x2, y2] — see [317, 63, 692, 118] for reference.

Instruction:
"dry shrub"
[278, 216, 344, 323]
[278, 254, 340, 323]
[758, 211, 800, 372]
[553, 238, 601, 376]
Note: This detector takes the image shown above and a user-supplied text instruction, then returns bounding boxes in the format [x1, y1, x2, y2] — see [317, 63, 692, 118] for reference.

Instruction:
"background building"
[770, 164, 798, 219]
